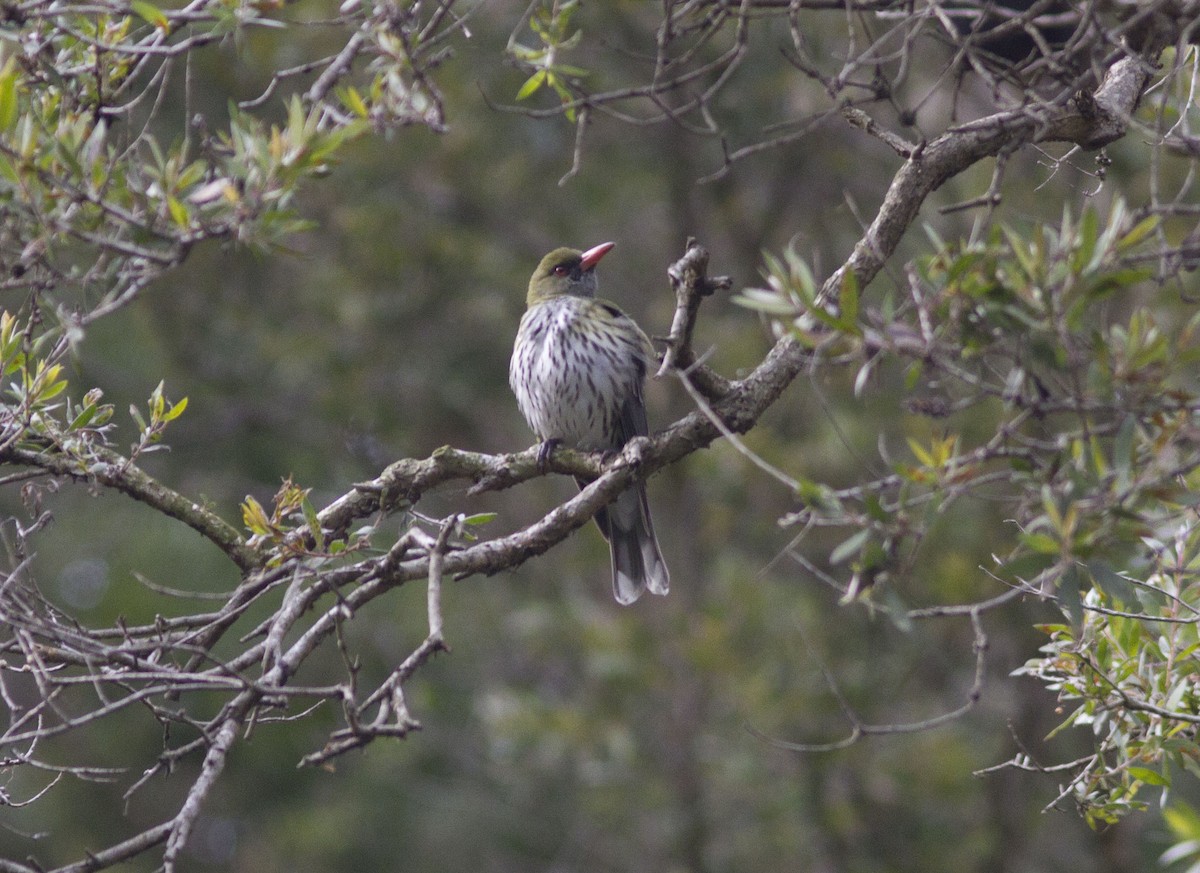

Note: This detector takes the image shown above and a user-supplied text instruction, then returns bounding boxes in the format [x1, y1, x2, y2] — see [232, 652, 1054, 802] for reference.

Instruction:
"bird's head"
[526, 242, 615, 306]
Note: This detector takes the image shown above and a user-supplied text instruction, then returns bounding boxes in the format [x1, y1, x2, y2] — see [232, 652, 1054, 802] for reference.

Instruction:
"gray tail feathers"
[591, 482, 670, 605]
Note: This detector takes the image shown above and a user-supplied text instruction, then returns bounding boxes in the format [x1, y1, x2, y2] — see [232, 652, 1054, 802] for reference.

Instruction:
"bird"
[509, 242, 670, 605]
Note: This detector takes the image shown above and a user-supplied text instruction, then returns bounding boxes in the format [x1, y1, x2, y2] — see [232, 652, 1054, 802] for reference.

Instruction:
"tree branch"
[657, 237, 734, 398]
[0, 444, 259, 573]
[821, 35, 1170, 302]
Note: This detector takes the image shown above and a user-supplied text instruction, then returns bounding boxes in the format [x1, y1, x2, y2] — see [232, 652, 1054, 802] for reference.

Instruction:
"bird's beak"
[579, 241, 615, 271]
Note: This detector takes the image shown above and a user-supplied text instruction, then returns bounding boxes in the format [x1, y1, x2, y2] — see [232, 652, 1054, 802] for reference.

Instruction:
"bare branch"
[0, 443, 259, 573]
[656, 238, 734, 397]
[750, 603, 994, 752]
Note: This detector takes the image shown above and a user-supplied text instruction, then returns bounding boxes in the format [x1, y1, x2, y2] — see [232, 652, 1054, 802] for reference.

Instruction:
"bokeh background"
[3, 4, 1190, 871]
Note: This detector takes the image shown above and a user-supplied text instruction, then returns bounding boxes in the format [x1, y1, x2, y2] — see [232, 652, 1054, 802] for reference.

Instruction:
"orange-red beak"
[579, 241, 615, 270]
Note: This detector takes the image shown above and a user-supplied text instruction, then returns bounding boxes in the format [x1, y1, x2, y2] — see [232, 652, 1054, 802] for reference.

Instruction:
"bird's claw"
[536, 438, 562, 473]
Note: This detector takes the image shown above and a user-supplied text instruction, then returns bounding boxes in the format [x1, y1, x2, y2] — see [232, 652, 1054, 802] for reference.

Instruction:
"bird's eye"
[552, 265, 570, 276]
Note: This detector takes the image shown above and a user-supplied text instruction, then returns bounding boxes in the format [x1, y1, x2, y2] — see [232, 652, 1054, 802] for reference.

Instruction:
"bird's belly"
[512, 320, 631, 450]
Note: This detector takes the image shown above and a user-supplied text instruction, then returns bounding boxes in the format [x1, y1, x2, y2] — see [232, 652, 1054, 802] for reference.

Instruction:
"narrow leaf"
[167, 196, 189, 228]
[1118, 214, 1160, 252]
[161, 396, 188, 423]
[516, 70, 547, 101]
[1127, 766, 1168, 787]
[131, 0, 170, 31]
[830, 528, 870, 565]
[1058, 564, 1083, 629]
[463, 512, 498, 526]
[0, 58, 18, 133]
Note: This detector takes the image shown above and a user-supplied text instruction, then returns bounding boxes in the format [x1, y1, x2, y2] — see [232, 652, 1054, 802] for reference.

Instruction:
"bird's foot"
[536, 438, 562, 473]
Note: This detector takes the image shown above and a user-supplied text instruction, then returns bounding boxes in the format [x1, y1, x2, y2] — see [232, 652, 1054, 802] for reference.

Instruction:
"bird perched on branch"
[509, 242, 670, 605]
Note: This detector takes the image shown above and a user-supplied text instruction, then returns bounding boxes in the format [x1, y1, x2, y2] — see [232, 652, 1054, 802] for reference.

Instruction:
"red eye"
[552, 265, 569, 276]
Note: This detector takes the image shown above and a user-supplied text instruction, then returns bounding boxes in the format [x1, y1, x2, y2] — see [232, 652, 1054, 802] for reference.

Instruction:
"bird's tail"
[591, 482, 670, 605]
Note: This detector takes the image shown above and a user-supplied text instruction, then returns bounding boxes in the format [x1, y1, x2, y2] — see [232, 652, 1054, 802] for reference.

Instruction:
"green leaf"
[1127, 766, 1168, 787]
[463, 512, 498, 526]
[830, 528, 870, 565]
[794, 478, 841, 514]
[242, 496, 272, 536]
[1058, 564, 1083, 629]
[864, 493, 889, 524]
[1117, 214, 1160, 252]
[516, 70, 547, 101]
[131, 0, 170, 31]
[161, 395, 188, 423]
[0, 153, 17, 185]
[906, 437, 934, 467]
[904, 361, 923, 391]
[547, 75, 576, 122]
[341, 86, 369, 119]
[839, 268, 859, 325]
[1164, 803, 1200, 841]
[508, 42, 543, 62]
[882, 587, 912, 633]
[0, 57, 18, 133]
[1032, 622, 1071, 635]
[92, 404, 114, 427]
[38, 375, 67, 402]
[1021, 532, 1060, 555]
[149, 381, 165, 420]
[167, 196, 189, 228]
[1002, 225, 1038, 279]
[1113, 414, 1135, 486]
[1076, 207, 1098, 273]
[129, 404, 147, 432]
[1087, 561, 1142, 612]
[731, 291, 798, 317]
[70, 404, 97, 430]
[302, 496, 321, 541]
[549, 63, 590, 78]
[785, 249, 816, 301]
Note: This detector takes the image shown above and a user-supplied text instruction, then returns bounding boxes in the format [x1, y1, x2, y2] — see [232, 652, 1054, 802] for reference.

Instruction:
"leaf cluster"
[742, 202, 1200, 822]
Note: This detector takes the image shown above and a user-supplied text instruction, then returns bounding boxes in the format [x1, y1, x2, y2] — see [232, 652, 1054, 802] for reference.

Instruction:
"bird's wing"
[618, 379, 649, 442]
